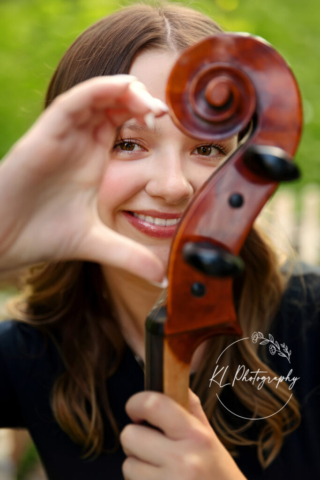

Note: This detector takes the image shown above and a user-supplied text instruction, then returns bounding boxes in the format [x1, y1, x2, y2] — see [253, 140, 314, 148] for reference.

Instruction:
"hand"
[120, 388, 248, 480]
[0, 75, 168, 283]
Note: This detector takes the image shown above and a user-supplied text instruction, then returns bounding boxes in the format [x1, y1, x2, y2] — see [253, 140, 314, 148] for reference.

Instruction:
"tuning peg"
[243, 145, 300, 182]
[182, 241, 244, 277]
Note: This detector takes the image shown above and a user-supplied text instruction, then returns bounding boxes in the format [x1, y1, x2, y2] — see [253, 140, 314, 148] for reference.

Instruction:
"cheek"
[97, 162, 147, 221]
[191, 166, 218, 192]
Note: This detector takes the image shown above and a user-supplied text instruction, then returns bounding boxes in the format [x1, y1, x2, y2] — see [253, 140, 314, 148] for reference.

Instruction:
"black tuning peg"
[182, 241, 244, 277]
[243, 145, 300, 182]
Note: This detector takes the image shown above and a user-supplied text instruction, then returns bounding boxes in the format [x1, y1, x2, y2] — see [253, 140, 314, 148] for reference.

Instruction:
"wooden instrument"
[145, 33, 302, 410]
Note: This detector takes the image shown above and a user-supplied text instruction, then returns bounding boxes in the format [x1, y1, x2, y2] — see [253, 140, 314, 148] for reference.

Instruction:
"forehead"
[129, 49, 180, 102]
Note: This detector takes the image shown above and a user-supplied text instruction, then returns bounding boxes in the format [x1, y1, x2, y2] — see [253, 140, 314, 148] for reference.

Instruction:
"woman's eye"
[197, 145, 213, 156]
[113, 140, 145, 152]
[193, 144, 226, 157]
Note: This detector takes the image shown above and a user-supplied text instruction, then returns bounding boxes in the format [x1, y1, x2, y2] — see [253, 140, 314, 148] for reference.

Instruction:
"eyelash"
[113, 137, 228, 157]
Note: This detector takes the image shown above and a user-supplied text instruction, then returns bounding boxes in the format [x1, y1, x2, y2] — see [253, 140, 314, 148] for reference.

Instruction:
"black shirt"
[0, 267, 319, 479]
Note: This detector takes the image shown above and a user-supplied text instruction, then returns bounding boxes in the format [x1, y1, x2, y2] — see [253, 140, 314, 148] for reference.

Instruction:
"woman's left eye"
[193, 143, 227, 157]
[113, 139, 145, 152]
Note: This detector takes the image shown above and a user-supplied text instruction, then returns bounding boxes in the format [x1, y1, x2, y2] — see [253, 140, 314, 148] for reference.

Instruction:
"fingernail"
[140, 93, 159, 111]
[116, 74, 138, 83]
[130, 84, 169, 113]
[154, 99, 169, 112]
[148, 276, 168, 289]
[144, 112, 155, 130]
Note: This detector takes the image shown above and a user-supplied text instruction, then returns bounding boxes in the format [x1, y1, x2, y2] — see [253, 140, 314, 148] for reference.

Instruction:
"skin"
[97, 50, 246, 480]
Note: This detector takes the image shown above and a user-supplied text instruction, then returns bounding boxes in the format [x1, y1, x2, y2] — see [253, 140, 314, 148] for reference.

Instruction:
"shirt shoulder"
[0, 318, 64, 389]
[0, 318, 47, 352]
[274, 263, 320, 341]
[268, 263, 320, 404]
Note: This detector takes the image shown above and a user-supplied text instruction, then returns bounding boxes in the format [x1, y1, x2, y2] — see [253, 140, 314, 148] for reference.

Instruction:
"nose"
[145, 150, 194, 204]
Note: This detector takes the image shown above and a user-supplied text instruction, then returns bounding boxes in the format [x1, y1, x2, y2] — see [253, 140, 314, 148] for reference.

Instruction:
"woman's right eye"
[113, 138, 146, 152]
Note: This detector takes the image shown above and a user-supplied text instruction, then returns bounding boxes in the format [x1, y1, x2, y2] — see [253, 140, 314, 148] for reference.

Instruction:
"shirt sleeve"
[0, 320, 26, 428]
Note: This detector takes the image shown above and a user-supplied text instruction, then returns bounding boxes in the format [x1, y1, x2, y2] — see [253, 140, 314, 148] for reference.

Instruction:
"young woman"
[0, 3, 319, 479]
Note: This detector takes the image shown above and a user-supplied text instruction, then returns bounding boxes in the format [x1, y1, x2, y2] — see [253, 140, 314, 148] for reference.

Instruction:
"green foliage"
[16, 440, 42, 480]
[0, 0, 115, 151]
[0, 0, 319, 189]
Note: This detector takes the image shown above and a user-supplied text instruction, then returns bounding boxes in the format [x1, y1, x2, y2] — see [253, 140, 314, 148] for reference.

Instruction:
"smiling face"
[98, 49, 238, 267]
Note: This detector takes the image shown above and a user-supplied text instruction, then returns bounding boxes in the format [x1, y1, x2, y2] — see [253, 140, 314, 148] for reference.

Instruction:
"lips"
[123, 211, 180, 239]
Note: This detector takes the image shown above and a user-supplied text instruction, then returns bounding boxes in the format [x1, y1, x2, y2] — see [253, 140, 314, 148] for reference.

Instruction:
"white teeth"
[154, 218, 166, 226]
[166, 218, 179, 226]
[132, 213, 180, 226]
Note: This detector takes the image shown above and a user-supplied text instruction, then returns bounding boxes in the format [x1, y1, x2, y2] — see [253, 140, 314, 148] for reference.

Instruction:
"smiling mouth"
[130, 212, 181, 227]
[123, 211, 181, 238]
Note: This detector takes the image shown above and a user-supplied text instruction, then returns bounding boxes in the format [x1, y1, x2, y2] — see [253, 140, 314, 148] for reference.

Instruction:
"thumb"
[74, 219, 166, 284]
[188, 389, 211, 428]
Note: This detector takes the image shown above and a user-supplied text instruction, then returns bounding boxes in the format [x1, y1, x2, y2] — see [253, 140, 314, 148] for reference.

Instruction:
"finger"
[120, 423, 169, 466]
[34, 76, 135, 137]
[36, 76, 168, 138]
[188, 389, 211, 428]
[125, 391, 195, 441]
[125, 81, 169, 115]
[93, 87, 168, 137]
[94, 108, 167, 148]
[75, 218, 166, 284]
[122, 455, 161, 480]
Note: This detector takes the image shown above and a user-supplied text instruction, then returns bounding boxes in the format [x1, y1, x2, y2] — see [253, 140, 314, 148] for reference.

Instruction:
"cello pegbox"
[182, 241, 244, 278]
[243, 145, 301, 182]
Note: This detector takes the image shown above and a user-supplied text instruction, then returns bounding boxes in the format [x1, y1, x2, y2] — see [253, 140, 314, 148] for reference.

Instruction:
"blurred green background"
[0, 0, 319, 188]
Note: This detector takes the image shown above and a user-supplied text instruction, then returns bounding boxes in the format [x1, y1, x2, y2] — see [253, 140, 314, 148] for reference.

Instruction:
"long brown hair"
[6, 1, 300, 469]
